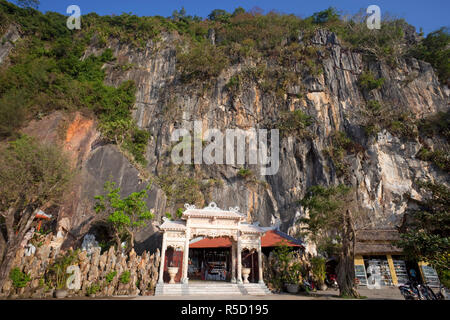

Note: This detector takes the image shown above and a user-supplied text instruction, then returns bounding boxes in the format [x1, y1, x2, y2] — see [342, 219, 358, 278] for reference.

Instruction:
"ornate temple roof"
[159, 219, 187, 231]
[239, 223, 266, 234]
[182, 202, 246, 220]
[159, 203, 266, 235]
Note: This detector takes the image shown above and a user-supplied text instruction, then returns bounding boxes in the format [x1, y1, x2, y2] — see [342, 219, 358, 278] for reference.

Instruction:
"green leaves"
[0, 135, 72, 213]
[397, 181, 450, 286]
[94, 181, 154, 250]
[358, 71, 385, 91]
[411, 27, 449, 85]
[9, 267, 31, 288]
[298, 184, 353, 253]
[276, 110, 314, 137]
[176, 41, 229, 83]
[119, 271, 131, 284]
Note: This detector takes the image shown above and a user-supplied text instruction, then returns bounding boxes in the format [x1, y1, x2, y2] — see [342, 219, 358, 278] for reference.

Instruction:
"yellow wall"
[418, 261, 428, 283]
[354, 254, 402, 286]
[386, 255, 398, 285]
[354, 255, 364, 265]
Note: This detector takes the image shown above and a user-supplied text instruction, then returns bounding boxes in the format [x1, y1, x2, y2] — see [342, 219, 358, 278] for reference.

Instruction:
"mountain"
[0, 2, 448, 252]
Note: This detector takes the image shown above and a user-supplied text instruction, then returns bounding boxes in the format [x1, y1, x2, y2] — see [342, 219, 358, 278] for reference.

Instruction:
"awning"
[189, 230, 303, 249]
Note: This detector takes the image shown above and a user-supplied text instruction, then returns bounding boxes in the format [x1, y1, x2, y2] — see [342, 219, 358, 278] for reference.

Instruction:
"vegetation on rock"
[9, 267, 31, 288]
[397, 181, 450, 288]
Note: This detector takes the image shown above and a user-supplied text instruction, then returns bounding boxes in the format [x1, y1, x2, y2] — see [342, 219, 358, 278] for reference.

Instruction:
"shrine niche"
[158, 202, 266, 284]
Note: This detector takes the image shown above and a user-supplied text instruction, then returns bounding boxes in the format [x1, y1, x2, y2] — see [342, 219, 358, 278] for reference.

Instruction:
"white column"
[231, 240, 236, 283]
[237, 232, 242, 284]
[258, 238, 264, 284]
[181, 229, 190, 284]
[158, 232, 167, 284]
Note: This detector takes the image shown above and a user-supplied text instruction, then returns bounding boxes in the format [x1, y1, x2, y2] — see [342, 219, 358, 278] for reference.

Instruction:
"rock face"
[13, 29, 450, 251]
[0, 24, 20, 65]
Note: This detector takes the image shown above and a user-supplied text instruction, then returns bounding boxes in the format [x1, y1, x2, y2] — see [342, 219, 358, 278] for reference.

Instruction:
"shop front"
[353, 230, 441, 288]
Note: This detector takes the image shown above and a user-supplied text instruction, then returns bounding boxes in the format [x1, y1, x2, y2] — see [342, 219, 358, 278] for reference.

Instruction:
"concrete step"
[155, 282, 272, 296]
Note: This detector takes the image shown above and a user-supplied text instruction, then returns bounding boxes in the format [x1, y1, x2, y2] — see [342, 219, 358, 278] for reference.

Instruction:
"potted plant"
[54, 270, 68, 299]
[286, 262, 303, 294]
[48, 250, 79, 299]
[311, 256, 327, 291]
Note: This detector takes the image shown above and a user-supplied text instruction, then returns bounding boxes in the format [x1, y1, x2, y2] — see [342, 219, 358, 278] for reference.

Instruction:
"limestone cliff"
[2, 22, 448, 252]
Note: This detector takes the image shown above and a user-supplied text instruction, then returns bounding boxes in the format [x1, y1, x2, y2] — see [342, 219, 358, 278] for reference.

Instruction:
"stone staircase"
[155, 281, 272, 296]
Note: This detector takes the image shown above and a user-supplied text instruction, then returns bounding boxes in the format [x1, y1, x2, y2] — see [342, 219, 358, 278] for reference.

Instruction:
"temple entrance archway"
[158, 203, 266, 285]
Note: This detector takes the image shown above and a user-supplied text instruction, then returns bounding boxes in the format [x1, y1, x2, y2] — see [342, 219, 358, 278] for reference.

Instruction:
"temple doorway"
[188, 248, 231, 281]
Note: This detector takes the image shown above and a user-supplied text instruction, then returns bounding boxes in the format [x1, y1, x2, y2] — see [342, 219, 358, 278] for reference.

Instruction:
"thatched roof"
[356, 229, 400, 242]
[354, 229, 403, 255]
[355, 243, 403, 255]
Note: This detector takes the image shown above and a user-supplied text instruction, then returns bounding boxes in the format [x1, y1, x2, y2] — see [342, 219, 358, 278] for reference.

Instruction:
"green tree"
[94, 181, 154, 252]
[298, 185, 364, 298]
[310, 256, 327, 287]
[311, 7, 340, 24]
[412, 27, 450, 85]
[232, 7, 246, 17]
[0, 135, 72, 290]
[397, 181, 450, 287]
[15, 0, 39, 9]
[208, 9, 231, 22]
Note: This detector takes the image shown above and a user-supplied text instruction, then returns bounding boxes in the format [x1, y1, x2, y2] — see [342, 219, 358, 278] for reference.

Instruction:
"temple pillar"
[258, 238, 264, 284]
[181, 229, 190, 284]
[231, 240, 236, 283]
[158, 232, 167, 284]
[237, 233, 242, 284]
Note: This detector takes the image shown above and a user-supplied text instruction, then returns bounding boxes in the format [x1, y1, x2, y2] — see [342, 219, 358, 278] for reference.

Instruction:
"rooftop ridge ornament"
[184, 204, 196, 210]
[204, 202, 220, 210]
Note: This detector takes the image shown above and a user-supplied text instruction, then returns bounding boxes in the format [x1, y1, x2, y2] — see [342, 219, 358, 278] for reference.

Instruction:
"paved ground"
[130, 287, 405, 300]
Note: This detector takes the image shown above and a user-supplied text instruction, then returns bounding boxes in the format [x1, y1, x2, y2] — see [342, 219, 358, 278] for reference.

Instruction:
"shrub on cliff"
[177, 41, 229, 83]
[9, 267, 31, 288]
[358, 71, 385, 91]
[411, 27, 450, 85]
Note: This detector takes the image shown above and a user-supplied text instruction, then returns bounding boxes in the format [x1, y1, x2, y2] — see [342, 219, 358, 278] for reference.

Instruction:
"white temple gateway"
[155, 202, 272, 296]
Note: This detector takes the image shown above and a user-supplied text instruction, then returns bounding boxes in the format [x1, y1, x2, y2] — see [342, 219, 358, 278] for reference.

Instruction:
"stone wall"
[0, 233, 160, 299]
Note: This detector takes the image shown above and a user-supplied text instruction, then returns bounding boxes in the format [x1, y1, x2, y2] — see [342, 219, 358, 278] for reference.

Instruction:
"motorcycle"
[399, 281, 438, 300]
[399, 281, 420, 300]
[436, 284, 448, 300]
[302, 278, 315, 292]
[325, 274, 338, 289]
[418, 283, 437, 300]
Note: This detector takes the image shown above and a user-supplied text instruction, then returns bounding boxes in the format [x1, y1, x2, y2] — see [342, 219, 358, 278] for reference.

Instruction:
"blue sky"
[35, 0, 449, 35]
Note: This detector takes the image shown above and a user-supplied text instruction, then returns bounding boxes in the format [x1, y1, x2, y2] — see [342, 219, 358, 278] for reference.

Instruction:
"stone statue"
[24, 243, 36, 257]
[366, 264, 382, 289]
[81, 234, 100, 256]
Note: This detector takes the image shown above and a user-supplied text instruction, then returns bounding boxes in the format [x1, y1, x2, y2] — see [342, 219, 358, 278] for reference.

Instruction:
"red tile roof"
[190, 237, 232, 248]
[189, 230, 302, 248]
[261, 230, 302, 247]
